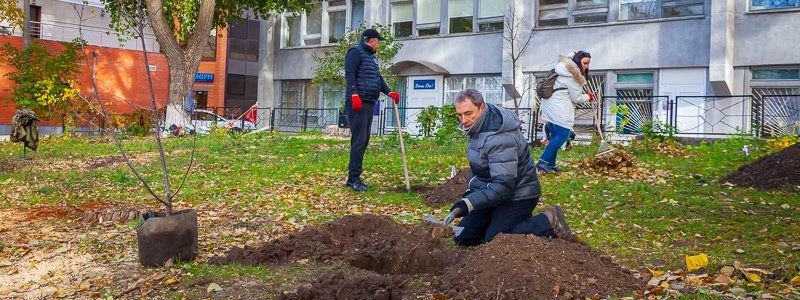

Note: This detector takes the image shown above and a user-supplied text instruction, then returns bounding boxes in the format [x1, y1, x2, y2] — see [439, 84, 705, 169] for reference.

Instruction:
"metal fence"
[380, 107, 428, 136]
[760, 95, 800, 138]
[601, 96, 671, 134]
[271, 108, 339, 133]
[672, 96, 757, 136]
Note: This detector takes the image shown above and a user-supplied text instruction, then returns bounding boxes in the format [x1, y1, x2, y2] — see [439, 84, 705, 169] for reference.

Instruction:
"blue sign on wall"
[413, 80, 435, 90]
[194, 73, 214, 83]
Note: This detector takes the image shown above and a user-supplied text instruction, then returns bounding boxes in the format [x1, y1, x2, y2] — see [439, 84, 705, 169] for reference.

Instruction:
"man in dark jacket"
[449, 89, 578, 245]
[344, 29, 400, 191]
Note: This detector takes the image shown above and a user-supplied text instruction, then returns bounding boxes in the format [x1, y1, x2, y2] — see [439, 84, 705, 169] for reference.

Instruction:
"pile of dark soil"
[723, 143, 800, 191]
[215, 215, 643, 299]
[210, 214, 458, 275]
[436, 234, 641, 299]
[423, 167, 470, 207]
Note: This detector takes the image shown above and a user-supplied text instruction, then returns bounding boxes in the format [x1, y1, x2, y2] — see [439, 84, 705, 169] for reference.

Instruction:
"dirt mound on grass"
[436, 234, 641, 299]
[723, 143, 800, 191]
[423, 167, 470, 207]
[211, 214, 458, 275]
[217, 215, 643, 299]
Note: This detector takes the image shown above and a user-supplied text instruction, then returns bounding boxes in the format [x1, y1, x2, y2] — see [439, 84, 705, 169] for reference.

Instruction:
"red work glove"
[351, 93, 362, 112]
[388, 91, 400, 105]
[588, 92, 595, 102]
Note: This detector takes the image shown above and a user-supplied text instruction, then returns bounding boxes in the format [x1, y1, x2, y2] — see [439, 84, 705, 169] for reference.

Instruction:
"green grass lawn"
[1, 132, 798, 298]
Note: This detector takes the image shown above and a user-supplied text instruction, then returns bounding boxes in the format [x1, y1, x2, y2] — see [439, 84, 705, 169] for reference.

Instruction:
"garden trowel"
[423, 208, 464, 236]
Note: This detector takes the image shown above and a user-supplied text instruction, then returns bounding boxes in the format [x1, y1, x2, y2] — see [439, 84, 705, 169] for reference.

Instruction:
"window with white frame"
[449, 0, 474, 33]
[574, 0, 609, 24]
[417, 0, 442, 36]
[478, 0, 504, 31]
[392, 2, 414, 37]
[537, 0, 608, 27]
[304, 5, 323, 45]
[281, 0, 365, 48]
[751, 0, 800, 11]
[619, 0, 703, 21]
[328, 0, 347, 43]
[445, 75, 505, 105]
[351, 0, 365, 27]
[538, 0, 568, 26]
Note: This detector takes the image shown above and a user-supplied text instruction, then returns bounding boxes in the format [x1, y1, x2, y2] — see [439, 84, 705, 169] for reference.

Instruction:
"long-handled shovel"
[391, 100, 411, 192]
[587, 86, 614, 157]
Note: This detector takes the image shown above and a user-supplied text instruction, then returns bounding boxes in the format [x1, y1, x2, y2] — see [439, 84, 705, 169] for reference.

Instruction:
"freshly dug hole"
[215, 215, 643, 299]
[211, 214, 458, 275]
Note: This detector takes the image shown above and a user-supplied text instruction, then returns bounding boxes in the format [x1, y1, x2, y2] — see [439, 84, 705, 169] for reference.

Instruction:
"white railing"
[3, 20, 159, 52]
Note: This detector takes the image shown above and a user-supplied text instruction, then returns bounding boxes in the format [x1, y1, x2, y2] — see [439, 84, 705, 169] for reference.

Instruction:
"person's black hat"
[361, 28, 383, 41]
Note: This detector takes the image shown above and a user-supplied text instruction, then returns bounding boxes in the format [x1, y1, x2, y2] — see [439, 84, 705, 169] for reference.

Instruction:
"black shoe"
[551, 166, 565, 173]
[544, 206, 578, 243]
[536, 161, 556, 174]
[346, 180, 368, 192]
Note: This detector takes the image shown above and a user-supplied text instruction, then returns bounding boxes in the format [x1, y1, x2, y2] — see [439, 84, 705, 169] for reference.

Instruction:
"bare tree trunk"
[22, 0, 29, 49]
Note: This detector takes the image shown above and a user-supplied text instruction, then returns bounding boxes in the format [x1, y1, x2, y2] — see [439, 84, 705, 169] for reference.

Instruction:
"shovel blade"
[423, 215, 443, 224]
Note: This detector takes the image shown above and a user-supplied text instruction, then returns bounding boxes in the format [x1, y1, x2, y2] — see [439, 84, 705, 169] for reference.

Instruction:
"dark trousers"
[347, 100, 375, 183]
[454, 198, 553, 246]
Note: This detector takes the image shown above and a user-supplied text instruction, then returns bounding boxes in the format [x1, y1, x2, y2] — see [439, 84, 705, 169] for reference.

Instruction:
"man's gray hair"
[455, 89, 485, 106]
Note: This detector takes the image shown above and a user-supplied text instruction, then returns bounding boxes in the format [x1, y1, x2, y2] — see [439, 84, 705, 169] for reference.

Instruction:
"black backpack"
[535, 69, 567, 99]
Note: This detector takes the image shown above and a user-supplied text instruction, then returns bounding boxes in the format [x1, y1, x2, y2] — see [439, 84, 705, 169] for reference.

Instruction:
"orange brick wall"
[0, 35, 170, 126]
[196, 27, 228, 109]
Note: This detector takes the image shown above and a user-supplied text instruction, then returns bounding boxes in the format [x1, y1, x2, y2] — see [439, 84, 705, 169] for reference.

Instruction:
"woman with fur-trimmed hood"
[537, 51, 594, 173]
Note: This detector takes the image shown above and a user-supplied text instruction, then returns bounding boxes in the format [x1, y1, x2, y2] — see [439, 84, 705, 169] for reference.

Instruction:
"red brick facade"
[0, 35, 169, 126]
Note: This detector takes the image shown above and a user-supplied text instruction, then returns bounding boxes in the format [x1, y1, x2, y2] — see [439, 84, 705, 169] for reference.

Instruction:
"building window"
[284, 15, 302, 47]
[662, 0, 704, 17]
[304, 5, 323, 46]
[573, 0, 609, 24]
[351, 0, 365, 28]
[321, 84, 346, 110]
[619, 0, 657, 20]
[225, 74, 259, 111]
[538, 0, 568, 26]
[202, 29, 217, 61]
[392, 2, 414, 37]
[478, 0, 504, 31]
[750, 67, 800, 136]
[280, 80, 321, 109]
[282, 0, 364, 48]
[445, 75, 505, 105]
[229, 19, 260, 62]
[449, 0, 474, 33]
[619, 0, 702, 20]
[751, 0, 800, 10]
[417, 0, 442, 36]
[752, 69, 800, 80]
[328, 1, 347, 43]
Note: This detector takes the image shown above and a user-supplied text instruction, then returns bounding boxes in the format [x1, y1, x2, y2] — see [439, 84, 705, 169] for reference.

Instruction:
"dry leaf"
[746, 273, 761, 283]
[165, 277, 177, 285]
[714, 274, 731, 284]
[207, 283, 223, 293]
[720, 266, 735, 276]
[685, 253, 708, 271]
[791, 275, 800, 286]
